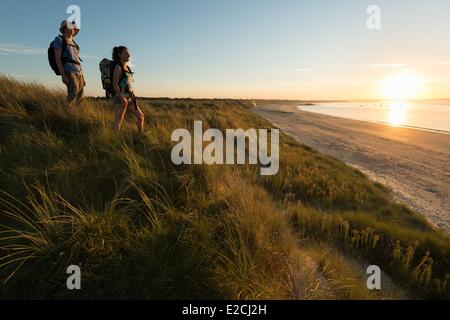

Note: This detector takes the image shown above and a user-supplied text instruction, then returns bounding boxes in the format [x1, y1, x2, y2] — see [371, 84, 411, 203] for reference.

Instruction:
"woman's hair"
[112, 46, 128, 64]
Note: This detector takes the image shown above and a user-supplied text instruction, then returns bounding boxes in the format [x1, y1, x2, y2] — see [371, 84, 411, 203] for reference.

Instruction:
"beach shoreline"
[253, 104, 450, 233]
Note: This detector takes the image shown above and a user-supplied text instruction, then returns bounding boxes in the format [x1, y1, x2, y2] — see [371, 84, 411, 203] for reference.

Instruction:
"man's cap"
[60, 20, 80, 36]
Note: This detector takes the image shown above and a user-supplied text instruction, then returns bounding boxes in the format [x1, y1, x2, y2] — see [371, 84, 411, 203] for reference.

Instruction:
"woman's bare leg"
[114, 100, 128, 131]
[128, 102, 145, 133]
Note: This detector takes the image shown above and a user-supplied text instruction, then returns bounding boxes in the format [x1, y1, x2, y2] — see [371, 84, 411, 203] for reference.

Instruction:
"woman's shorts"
[113, 94, 134, 105]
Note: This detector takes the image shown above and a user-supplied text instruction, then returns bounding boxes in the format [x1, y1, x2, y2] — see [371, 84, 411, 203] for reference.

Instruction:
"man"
[54, 20, 85, 106]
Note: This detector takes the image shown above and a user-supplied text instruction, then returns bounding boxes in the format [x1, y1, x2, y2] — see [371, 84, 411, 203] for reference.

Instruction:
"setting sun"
[380, 73, 425, 100]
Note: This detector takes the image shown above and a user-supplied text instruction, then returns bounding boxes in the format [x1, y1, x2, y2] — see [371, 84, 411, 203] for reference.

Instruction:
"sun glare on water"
[387, 101, 408, 127]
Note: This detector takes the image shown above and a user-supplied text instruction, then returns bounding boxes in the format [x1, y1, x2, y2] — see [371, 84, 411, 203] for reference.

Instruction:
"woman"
[112, 46, 145, 133]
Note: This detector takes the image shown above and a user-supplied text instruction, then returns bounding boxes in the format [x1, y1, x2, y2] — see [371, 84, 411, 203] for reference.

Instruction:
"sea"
[298, 100, 450, 134]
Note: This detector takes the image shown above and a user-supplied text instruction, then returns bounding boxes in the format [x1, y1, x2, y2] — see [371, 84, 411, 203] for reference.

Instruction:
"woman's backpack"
[99, 59, 133, 98]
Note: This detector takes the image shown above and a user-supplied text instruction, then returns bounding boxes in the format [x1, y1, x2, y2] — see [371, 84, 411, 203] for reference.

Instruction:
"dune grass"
[0, 75, 448, 299]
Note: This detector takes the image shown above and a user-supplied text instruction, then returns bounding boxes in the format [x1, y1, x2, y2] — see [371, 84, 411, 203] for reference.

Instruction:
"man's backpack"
[48, 35, 81, 76]
[99, 59, 133, 98]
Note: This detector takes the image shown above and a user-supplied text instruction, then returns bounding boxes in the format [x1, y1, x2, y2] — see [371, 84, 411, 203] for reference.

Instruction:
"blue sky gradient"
[1, 0, 449, 99]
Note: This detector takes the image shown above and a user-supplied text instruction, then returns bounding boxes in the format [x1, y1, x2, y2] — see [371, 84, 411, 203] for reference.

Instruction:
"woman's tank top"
[118, 66, 134, 95]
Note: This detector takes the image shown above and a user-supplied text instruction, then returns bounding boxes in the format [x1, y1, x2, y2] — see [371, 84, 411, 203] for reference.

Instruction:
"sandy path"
[253, 104, 450, 233]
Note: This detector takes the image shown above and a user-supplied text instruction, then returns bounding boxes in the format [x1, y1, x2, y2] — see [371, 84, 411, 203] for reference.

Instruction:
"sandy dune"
[254, 104, 450, 233]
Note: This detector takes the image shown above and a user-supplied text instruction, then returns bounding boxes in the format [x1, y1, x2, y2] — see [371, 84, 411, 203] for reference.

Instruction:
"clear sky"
[1, 0, 449, 99]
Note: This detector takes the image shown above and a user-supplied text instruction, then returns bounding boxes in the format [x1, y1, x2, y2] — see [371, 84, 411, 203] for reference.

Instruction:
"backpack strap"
[118, 65, 134, 83]
[72, 39, 79, 50]
[60, 35, 67, 57]
[60, 35, 82, 65]
[122, 65, 134, 75]
[71, 40, 83, 62]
